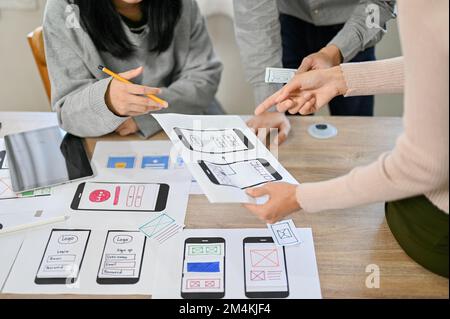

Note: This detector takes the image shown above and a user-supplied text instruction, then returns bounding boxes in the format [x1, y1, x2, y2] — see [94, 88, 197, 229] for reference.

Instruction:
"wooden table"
[0, 112, 448, 298]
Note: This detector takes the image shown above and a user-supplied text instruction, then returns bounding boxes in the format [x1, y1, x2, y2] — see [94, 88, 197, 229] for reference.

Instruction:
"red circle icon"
[89, 189, 111, 203]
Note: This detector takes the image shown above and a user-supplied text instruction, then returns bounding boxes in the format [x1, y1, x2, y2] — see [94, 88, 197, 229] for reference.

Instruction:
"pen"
[0, 215, 68, 235]
[98, 65, 168, 107]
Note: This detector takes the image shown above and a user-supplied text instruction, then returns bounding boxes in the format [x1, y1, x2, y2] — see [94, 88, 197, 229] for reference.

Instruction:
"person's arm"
[233, 0, 283, 105]
[43, 0, 127, 137]
[298, 2, 448, 213]
[133, 0, 223, 138]
[342, 56, 404, 96]
[255, 57, 405, 115]
[329, 0, 397, 62]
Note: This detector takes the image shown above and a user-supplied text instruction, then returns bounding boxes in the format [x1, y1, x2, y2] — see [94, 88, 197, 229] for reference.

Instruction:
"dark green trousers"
[386, 196, 449, 278]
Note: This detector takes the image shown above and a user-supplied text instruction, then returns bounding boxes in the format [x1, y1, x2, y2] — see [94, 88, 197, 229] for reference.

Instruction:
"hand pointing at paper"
[255, 66, 348, 116]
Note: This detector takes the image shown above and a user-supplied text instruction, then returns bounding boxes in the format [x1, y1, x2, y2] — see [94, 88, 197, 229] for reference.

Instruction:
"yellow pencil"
[98, 65, 167, 106]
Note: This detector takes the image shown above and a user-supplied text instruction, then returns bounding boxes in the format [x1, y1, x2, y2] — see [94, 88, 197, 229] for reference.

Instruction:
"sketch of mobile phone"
[35, 229, 91, 285]
[70, 182, 169, 212]
[181, 237, 226, 299]
[243, 237, 289, 298]
[0, 150, 7, 169]
[198, 158, 282, 189]
[173, 127, 254, 154]
[96, 230, 146, 285]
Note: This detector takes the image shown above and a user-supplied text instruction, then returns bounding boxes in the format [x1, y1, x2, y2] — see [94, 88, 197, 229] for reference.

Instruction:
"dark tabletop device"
[4, 126, 95, 193]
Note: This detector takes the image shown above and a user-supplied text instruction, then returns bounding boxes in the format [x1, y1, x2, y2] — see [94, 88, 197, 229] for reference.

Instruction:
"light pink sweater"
[296, 0, 449, 214]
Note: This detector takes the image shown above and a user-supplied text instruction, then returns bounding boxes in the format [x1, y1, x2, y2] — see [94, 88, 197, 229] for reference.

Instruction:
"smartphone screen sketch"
[173, 128, 254, 154]
[243, 237, 289, 298]
[0, 150, 7, 169]
[35, 229, 91, 285]
[97, 230, 146, 285]
[198, 159, 282, 189]
[181, 237, 226, 299]
[70, 182, 169, 212]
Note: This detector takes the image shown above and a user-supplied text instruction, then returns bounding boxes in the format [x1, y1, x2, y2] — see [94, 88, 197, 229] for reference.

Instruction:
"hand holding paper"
[152, 114, 298, 204]
[244, 182, 300, 224]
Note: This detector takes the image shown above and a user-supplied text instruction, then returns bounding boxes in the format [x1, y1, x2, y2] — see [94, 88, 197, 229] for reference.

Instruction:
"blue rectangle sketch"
[141, 156, 170, 169]
[187, 262, 220, 273]
[107, 156, 136, 169]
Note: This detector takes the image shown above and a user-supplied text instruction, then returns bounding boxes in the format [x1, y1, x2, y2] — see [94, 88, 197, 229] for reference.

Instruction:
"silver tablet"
[4, 126, 95, 193]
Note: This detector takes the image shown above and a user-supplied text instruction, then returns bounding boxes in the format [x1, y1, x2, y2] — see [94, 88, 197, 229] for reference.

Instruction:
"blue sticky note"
[141, 156, 170, 169]
[107, 156, 135, 169]
[187, 262, 220, 273]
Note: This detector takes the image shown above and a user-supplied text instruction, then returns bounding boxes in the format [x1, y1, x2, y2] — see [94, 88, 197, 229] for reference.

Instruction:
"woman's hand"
[243, 183, 301, 224]
[246, 112, 291, 146]
[116, 118, 139, 136]
[105, 66, 167, 117]
[255, 66, 348, 116]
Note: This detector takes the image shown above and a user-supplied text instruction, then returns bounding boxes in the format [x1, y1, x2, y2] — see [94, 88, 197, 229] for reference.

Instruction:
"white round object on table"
[308, 123, 338, 139]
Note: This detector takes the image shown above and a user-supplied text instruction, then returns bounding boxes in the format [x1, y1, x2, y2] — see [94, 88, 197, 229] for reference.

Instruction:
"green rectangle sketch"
[187, 244, 222, 256]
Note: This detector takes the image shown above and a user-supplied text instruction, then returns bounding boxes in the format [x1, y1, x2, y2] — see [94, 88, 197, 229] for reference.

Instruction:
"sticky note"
[267, 219, 301, 246]
[265, 67, 296, 84]
[107, 156, 135, 169]
[141, 156, 170, 169]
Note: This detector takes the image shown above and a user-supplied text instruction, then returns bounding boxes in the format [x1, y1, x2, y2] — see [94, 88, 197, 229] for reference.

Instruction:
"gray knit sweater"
[43, 0, 223, 138]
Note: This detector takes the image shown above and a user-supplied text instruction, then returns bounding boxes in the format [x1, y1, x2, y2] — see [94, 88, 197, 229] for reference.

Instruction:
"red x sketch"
[186, 278, 221, 289]
[250, 270, 266, 281]
[250, 249, 279, 267]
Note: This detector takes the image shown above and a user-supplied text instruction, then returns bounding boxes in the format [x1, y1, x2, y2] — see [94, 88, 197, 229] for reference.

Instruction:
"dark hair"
[72, 0, 182, 59]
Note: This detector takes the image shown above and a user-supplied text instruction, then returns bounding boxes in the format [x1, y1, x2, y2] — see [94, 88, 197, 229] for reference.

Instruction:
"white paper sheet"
[0, 183, 70, 232]
[2, 170, 192, 295]
[152, 114, 298, 203]
[91, 141, 203, 195]
[0, 232, 24, 291]
[265, 67, 297, 84]
[151, 228, 322, 299]
[268, 219, 301, 247]
[3, 226, 155, 295]
[0, 208, 65, 235]
[68, 169, 191, 222]
[0, 169, 80, 290]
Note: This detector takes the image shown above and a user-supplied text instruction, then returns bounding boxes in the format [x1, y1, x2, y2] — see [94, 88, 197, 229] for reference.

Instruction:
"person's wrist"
[328, 66, 348, 96]
[291, 186, 302, 210]
[105, 80, 117, 114]
[105, 80, 124, 117]
[320, 45, 343, 66]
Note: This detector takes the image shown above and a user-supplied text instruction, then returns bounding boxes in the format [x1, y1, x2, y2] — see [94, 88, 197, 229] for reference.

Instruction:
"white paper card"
[152, 114, 298, 203]
[3, 170, 191, 295]
[0, 232, 24, 291]
[3, 226, 155, 295]
[151, 228, 321, 299]
[91, 141, 203, 195]
[139, 213, 185, 245]
[265, 67, 297, 84]
[268, 219, 301, 246]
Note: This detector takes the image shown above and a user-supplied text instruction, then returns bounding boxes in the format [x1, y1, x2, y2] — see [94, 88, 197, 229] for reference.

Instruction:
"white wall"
[373, 19, 404, 117]
[0, 0, 49, 112]
[0, 1, 403, 116]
